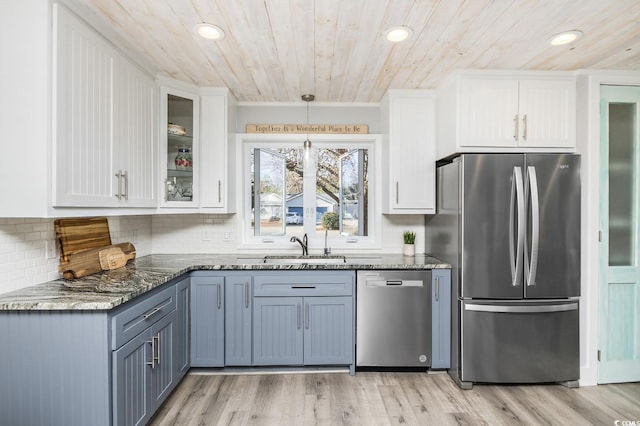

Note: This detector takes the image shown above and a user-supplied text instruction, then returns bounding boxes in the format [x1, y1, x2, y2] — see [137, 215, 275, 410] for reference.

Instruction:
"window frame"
[236, 133, 382, 251]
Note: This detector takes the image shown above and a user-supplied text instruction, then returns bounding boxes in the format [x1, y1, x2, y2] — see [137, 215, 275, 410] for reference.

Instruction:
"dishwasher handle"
[366, 279, 424, 288]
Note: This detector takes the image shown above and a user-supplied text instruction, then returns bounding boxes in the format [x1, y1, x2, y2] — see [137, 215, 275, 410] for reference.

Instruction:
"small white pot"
[403, 243, 415, 256]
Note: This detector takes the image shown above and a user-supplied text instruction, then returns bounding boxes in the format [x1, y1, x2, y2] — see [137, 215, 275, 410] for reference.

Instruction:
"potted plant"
[403, 231, 416, 256]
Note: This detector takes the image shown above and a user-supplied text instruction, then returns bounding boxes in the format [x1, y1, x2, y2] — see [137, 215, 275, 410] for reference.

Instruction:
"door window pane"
[608, 103, 636, 266]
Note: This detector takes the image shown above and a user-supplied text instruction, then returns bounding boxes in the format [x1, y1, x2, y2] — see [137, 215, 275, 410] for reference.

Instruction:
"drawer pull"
[291, 285, 316, 289]
[143, 307, 161, 320]
[143, 300, 172, 319]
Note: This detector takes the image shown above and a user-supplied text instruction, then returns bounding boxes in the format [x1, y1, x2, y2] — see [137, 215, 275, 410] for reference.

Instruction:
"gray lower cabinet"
[0, 277, 190, 426]
[190, 274, 225, 366]
[253, 296, 304, 364]
[113, 310, 175, 426]
[252, 271, 355, 371]
[111, 281, 184, 426]
[224, 275, 252, 365]
[431, 269, 451, 369]
[304, 296, 353, 365]
[253, 296, 353, 366]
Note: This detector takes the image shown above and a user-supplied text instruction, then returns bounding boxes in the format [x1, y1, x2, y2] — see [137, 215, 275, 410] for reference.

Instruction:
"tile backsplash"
[0, 216, 152, 295]
[0, 213, 425, 296]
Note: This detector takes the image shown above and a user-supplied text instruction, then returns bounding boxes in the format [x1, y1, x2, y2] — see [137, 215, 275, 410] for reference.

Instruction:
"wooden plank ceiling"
[69, 0, 640, 102]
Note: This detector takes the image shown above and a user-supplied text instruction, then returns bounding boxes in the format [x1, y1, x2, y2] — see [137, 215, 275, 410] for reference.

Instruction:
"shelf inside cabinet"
[168, 133, 193, 147]
[168, 169, 193, 178]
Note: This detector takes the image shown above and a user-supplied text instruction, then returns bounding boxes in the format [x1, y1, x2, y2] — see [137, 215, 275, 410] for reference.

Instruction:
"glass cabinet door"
[161, 88, 199, 207]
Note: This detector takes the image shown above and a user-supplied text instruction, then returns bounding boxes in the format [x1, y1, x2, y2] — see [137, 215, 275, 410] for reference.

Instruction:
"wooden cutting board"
[59, 242, 136, 279]
[54, 217, 136, 279]
[99, 246, 136, 270]
[55, 217, 112, 263]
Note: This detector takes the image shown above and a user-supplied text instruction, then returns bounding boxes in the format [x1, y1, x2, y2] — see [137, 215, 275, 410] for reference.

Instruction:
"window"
[241, 134, 379, 249]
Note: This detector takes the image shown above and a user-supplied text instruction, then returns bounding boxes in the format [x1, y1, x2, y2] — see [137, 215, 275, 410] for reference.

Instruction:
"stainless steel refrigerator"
[425, 153, 580, 389]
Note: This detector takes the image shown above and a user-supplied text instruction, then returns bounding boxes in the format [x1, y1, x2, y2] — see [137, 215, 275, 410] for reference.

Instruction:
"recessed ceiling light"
[384, 26, 413, 42]
[548, 30, 582, 46]
[194, 23, 225, 40]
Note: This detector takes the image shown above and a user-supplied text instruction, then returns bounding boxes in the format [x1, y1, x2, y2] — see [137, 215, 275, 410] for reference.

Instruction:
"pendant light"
[302, 94, 314, 165]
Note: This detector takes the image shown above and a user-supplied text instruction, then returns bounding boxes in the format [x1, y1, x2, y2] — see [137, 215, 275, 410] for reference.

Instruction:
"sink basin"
[262, 255, 347, 264]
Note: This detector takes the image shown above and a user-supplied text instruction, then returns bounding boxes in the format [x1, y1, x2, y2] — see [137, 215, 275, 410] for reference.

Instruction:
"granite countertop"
[0, 254, 450, 311]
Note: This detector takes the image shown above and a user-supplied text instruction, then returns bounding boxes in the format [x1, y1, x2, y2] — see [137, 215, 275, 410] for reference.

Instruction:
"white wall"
[235, 103, 380, 133]
[151, 214, 425, 255]
[0, 216, 152, 295]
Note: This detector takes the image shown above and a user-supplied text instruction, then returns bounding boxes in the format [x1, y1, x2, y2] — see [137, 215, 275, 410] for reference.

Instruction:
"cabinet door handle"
[297, 303, 301, 329]
[435, 276, 440, 301]
[218, 180, 222, 203]
[244, 282, 249, 308]
[513, 115, 519, 140]
[217, 284, 222, 309]
[305, 303, 309, 330]
[115, 170, 122, 200]
[156, 332, 162, 365]
[123, 170, 129, 201]
[522, 114, 527, 141]
[146, 335, 158, 368]
[396, 182, 399, 204]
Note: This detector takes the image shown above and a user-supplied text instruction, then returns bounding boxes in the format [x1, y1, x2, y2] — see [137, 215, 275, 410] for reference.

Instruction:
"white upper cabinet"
[53, 4, 117, 207]
[113, 58, 157, 208]
[380, 90, 436, 214]
[200, 88, 236, 213]
[437, 71, 576, 159]
[159, 82, 200, 209]
[158, 79, 236, 213]
[53, 4, 156, 208]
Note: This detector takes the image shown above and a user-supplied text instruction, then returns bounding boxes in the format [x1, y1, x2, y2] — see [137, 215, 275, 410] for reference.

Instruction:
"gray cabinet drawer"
[253, 272, 354, 297]
[111, 285, 176, 350]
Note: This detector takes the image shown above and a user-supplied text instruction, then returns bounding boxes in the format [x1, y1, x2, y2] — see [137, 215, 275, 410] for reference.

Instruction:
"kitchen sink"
[262, 255, 348, 264]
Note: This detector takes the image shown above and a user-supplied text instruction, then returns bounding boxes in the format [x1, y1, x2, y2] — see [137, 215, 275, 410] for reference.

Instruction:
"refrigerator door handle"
[525, 166, 540, 287]
[465, 302, 578, 313]
[509, 166, 525, 287]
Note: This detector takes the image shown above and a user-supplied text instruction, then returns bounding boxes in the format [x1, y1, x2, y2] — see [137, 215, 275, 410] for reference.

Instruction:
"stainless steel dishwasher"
[356, 270, 432, 367]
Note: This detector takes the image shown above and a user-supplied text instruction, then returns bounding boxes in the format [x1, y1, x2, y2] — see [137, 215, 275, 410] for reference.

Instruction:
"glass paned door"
[599, 85, 640, 384]
[166, 94, 194, 203]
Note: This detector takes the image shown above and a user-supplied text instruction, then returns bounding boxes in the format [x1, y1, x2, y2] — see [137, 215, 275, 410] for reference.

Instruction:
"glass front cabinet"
[160, 85, 199, 208]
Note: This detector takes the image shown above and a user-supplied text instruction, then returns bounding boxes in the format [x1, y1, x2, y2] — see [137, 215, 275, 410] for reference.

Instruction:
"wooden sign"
[246, 124, 369, 134]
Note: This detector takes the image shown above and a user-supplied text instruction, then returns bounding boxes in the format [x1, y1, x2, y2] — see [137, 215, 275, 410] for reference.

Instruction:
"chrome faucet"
[290, 233, 308, 256]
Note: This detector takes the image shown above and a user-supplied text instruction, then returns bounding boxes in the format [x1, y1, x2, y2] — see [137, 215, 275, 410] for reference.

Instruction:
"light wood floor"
[150, 370, 640, 425]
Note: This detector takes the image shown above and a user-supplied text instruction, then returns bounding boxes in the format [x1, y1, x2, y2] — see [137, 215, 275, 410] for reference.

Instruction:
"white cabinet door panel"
[114, 59, 156, 207]
[518, 79, 575, 148]
[459, 79, 519, 147]
[54, 5, 117, 207]
[382, 90, 436, 214]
